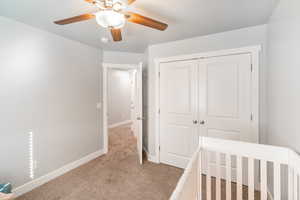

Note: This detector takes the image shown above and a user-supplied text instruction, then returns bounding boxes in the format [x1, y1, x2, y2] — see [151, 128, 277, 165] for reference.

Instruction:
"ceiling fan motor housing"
[95, 0, 127, 10]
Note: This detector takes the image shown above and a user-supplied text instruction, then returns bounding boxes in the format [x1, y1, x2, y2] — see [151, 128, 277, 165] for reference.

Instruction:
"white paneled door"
[160, 60, 199, 168]
[137, 63, 143, 164]
[159, 53, 257, 168]
[198, 54, 254, 142]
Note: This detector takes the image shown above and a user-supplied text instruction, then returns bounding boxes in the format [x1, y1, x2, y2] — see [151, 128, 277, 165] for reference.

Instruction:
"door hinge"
[251, 64, 253, 72]
[158, 72, 160, 77]
[158, 109, 160, 114]
[159, 146, 161, 151]
[250, 113, 253, 121]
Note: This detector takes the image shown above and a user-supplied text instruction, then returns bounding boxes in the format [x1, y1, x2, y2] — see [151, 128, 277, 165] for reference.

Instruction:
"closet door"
[198, 53, 255, 142]
[160, 60, 199, 168]
[198, 54, 257, 184]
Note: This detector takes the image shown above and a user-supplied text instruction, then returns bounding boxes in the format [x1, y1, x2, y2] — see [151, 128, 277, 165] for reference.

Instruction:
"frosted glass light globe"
[95, 10, 125, 29]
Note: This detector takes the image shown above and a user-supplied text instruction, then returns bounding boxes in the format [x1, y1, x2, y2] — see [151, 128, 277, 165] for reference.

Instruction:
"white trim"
[143, 147, 159, 163]
[108, 120, 132, 129]
[155, 45, 261, 63]
[251, 49, 260, 143]
[102, 63, 138, 69]
[102, 63, 142, 155]
[154, 45, 261, 163]
[13, 150, 105, 197]
[268, 188, 274, 200]
[102, 65, 108, 154]
[154, 59, 161, 164]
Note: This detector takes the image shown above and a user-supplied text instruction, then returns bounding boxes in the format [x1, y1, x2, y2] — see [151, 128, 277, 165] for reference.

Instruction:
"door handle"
[199, 120, 205, 125]
[193, 120, 198, 124]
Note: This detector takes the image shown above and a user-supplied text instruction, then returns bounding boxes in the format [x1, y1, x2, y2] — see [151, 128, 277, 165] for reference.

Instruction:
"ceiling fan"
[54, 0, 168, 42]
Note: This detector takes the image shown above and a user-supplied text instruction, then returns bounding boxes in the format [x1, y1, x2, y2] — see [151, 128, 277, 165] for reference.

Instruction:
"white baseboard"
[143, 147, 159, 164]
[108, 120, 132, 129]
[13, 149, 105, 197]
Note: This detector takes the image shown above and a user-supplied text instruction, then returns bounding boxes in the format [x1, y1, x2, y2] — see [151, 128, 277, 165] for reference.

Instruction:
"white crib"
[170, 137, 300, 200]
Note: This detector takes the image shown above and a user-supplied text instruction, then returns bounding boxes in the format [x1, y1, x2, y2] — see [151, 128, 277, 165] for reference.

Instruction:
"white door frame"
[154, 45, 261, 163]
[102, 63, 142, 154]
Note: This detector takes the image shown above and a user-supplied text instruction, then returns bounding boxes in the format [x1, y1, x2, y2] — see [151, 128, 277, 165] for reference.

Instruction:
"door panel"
[164, 125, 191, 156]
[166, 66, 192, 114]
[160, 60, 198, 168]
[207, 63, 238, 118]
[199, 54, 254, 142]
[137, 63, 143, 164]
[130, 70, 138, 137]
[199, 54, 256, 185]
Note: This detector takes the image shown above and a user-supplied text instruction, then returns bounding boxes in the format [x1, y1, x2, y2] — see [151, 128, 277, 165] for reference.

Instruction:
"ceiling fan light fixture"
[95, 10, 125, 29]
[112, 3, 121, 11]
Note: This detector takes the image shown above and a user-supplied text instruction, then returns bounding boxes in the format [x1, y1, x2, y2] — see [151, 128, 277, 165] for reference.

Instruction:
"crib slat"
[294, 174, 298, 200]
[237, 155, 243, 200]
[198, 151, 202, 200]
[248, 158, 255, 200]
[226, 154, 231, 200]
[216, 152, 221, 200]
[260, 160, 268, 200]
[289, 167, 293, 200]
[206, 151, 211, 200]
[274, 163, 281, 200]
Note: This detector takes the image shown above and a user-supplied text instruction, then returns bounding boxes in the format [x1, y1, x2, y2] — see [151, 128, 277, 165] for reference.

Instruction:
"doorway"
[102, 63, 143, 164]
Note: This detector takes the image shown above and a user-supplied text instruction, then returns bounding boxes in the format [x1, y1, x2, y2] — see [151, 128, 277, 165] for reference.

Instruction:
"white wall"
[267, 0, 300, 153]
[107, 69, 132, 126]
[103, 50, 143, 64]
[0, 17, 102, 188]
[146, 24, 268, 156]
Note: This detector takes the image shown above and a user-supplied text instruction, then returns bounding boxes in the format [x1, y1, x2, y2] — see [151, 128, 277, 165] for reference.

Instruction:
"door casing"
[102, 63, 143, 160]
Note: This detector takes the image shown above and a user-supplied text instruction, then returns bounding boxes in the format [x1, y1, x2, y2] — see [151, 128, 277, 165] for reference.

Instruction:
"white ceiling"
[0, 0, 277, 53]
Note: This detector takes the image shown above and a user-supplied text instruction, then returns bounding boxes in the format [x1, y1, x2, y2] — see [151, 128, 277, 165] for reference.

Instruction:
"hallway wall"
[107, 69, 132, 126]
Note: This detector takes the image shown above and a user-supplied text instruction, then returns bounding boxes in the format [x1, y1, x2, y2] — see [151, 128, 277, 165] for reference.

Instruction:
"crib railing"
[170, 137, 300, 200]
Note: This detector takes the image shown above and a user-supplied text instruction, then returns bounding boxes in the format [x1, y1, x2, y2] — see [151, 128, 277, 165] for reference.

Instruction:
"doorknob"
[193, 120, 198, 124]
[199, 120, 205, 125]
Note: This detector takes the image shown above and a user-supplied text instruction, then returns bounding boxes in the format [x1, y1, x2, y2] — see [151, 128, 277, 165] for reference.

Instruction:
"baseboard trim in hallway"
[13, 150, 105, 198]
[108, 120, 132, 129]
[143, 147, 159, 163]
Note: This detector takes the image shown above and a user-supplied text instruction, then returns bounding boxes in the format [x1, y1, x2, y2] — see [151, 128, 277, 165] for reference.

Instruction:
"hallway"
[17, 124, 183, 200]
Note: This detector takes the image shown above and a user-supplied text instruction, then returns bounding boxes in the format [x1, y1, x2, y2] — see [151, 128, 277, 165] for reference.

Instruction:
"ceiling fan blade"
[54, 14, 95, 25]
[111, 29, 122, 42]
[126, 12, 168, 31]
[127, 0, 136, 5]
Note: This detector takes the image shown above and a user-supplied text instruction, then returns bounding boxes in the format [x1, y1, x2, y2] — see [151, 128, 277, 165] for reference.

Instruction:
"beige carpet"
[16, 124, 183, 200]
